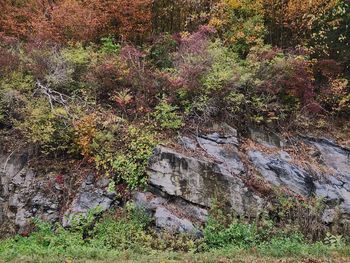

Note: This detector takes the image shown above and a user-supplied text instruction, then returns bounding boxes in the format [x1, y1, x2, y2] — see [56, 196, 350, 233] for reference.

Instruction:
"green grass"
[1, 227, 350, 263]
[1, 207, 350, 263]
[1, 243, 350, 263]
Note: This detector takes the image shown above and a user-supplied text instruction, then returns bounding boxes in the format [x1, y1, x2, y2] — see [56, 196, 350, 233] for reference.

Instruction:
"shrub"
[19, 99, 76, 155]
[0, 72, 34, 127]
[118, 45, 163, 111]
[61, 43, 96, 81]
[149, 230, 201, 252]
[171, 38, 317, 127]
[269, 195, 327, 242]
[100, 36, 121, 54]
[86, 44, 162, 112]
[244, 46, 316, 108]
[153, 97, 183, 130]
[309, 0, 350, 63]
[0, 47, 19, 77]
[44, 49, 76, 90]
[91, 123, 158, 189]
[204, 216, 258, 249]
[114, 126, 158, 188]
[74, 113, 98, 159]
[258, 233, 307, 257]
[147, 33, 178, 69]
[24, 45, 81, 94]
[171, 33, 238, 120]
[172, 26, 215, 93]
[86, 55, 126, 102]
[201, 40, 237, 92]
[314, 59, 350, 117]
[222, 45, 320, 126]
[209, 0, 266, 57]
[27, 44, 97, 94]
[91, 204, 152, 250]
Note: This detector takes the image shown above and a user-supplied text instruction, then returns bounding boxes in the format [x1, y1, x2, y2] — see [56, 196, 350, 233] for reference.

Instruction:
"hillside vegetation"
[0, 0, 349, 262]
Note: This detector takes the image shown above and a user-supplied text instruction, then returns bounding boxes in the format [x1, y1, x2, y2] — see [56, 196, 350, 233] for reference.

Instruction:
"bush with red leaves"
[248, 47, 319, 112]
[172, 26, 216, 93]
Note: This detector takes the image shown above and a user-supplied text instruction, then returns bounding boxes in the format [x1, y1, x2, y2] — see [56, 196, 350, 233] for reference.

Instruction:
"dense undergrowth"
[1, 201, 350, 263]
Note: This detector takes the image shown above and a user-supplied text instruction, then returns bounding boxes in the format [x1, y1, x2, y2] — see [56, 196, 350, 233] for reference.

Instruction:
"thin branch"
[2, 147, 19, 172]
[35, 80, 72, 116]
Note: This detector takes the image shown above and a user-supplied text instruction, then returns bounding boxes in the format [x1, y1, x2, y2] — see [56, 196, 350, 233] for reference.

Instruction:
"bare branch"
[2, 147, 19, 172]
[35, 81, 71, 116]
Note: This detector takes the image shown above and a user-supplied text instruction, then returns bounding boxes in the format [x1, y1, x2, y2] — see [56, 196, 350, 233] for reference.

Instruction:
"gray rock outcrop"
[133, 191, 207, 234]
[248, 150, 315, 196]
[148, 145, 263, 216]
[248, 137, 350, 215]
[1, 124, 350, 236]
[147, 125, 350, 227]
[0, 151, 61, 235]
[62, 174, 116, 227]
[0, 150, 116, 235]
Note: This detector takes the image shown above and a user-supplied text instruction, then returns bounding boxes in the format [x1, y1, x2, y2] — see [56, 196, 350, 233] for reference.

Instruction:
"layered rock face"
[1, 125, 350, 235]
[145, 126, 350, 231]
[0, 151, 116, 235]
[147, 146, 263, 216]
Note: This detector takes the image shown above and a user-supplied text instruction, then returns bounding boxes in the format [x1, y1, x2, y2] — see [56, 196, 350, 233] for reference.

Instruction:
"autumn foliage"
[263, 0, 339, 47]
[0, 0, 153, 43]
[0, 0, 349, 152]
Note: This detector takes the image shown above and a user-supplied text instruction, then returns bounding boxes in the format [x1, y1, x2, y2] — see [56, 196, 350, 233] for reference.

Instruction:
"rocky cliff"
[1, 124, 350, 235]
[0, 150, 116, 236]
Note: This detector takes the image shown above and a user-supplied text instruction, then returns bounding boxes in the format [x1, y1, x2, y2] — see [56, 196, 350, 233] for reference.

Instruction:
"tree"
[263, 0, 339, 47]
[0, 0, 153, 43]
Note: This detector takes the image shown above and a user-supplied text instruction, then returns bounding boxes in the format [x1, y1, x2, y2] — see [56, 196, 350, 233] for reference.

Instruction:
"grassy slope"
[1, 242, 350, 263]
[2, 250, 350, 263]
